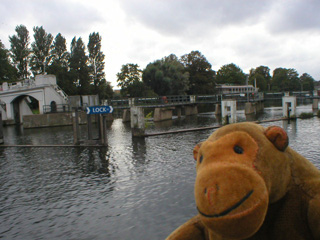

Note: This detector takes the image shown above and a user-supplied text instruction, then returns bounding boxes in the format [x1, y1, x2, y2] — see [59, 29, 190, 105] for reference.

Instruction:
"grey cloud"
[268, 0, 320, 33]
[119, 0, 273, 36]
[0, 0, 103, 40]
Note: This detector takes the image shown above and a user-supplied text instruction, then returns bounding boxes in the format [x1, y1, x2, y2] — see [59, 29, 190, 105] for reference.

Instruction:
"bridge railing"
[109, 99, 130, 108]
[196, 95, 221, 103]
[109, 93, 265, 108]
[43, 104, 71, 113]
[1, 79, 36, 91]
[134, 97, 161, 106]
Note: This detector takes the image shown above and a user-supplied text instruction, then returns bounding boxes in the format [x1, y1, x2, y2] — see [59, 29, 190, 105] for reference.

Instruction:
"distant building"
[216, 84, 258, 95]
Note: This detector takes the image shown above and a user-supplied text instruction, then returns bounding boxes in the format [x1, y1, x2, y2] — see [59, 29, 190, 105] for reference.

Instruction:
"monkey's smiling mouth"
[197, 190, 254, 218]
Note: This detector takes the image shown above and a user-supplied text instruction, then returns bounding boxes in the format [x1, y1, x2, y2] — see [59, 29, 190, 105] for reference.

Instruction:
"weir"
[282, 92, 297, 118]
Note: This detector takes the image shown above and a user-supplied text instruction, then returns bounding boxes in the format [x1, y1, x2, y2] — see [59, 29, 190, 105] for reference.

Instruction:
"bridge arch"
[11, 94, 39, 124]
[0, 75, 68, 124]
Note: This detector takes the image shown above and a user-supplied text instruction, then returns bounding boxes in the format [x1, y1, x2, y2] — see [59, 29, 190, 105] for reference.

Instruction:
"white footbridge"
[0, 75, 68, 124]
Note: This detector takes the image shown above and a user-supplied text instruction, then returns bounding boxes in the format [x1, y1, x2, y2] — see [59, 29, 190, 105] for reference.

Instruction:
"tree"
[69, 37, 90, 95]
[143, 60, 169, 96]
[180, 50, 215, 94]
[47, 33, 76, 95]
[117, 63, 145, 97]
[87, 32, 106, 98]
[50, 33, 69, 67]
[271, 68, 300, 92]
[30, 26, 53, 75]
[0, 40, 18, 83]
[299, 73, 314, 91]
[249, 66, 271, 91]
[95, 80, 114, 100]
[9, 24, 31, 79]
[143, 54, 189, 96]
[216, 63, 246, 85]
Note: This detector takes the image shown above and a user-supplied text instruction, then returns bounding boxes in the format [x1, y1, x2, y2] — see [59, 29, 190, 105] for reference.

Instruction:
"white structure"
[0, 74, 68, 123]
[221, 100, 237, 124]
[216, 84, 258, 95]
[282, 92, 297, 118]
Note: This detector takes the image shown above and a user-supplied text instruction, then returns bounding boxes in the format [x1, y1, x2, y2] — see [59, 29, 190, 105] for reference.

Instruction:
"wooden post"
[0, 112, 3, 144]
[102, 115, 108, 145]
[72, 109, 80, 145]
[99, 114, 103, 143]
[87, 114, 92, 140]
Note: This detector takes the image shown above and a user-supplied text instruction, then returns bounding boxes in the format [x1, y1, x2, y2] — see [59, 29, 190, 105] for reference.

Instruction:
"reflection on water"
[0, 105, 320, 240]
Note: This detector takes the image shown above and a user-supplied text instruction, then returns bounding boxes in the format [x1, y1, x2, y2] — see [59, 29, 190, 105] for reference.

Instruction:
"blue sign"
[86, 106, 113, 115]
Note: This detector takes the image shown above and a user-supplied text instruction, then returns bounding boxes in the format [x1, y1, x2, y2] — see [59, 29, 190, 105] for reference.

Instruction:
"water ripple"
[1, 110, 320, 239]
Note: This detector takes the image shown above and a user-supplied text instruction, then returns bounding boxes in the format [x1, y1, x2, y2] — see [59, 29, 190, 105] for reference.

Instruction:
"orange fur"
[166, 122, 320, 240]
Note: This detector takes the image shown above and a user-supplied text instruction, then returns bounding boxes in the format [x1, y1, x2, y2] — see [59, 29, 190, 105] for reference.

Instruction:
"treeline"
[0, 25, 316, 100]
[0, 24, 113, 99]
[117, 52, 316, 97]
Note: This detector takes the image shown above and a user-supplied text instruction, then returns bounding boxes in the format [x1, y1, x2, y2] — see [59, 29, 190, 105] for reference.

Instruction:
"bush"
[299, 112, 314, 119]
[317, 110, 320, 118]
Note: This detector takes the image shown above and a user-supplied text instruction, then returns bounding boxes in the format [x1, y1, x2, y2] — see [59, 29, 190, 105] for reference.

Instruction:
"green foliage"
[47, 33, 76, 95]
[143, 54, 189, 96]
[9, 24, 31, 79]
[117, 63, 141, 89]
[299, 112, 314, 119]
[271, 68, 300, 92]
[299, 73, 314, 91]
[30, 26, 53, 75]
[69, 37, 90, 95]
[249, 66, 271, 91]
[180, 50, 215, 94]
[0, 40, 18, 83]
[144, 110, 154, 128]
[216, 63, 246, 85]
[87, 32, 106, 99]
[50, 33, 69, 67]
[317, 110, 320, 118]
[145, 111, 153, 119]
[117, 63, 146, 97]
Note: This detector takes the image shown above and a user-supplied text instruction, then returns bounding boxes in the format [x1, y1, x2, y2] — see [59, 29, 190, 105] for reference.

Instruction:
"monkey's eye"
[199, 155, 203, 163]
[234, 145, 244, 154]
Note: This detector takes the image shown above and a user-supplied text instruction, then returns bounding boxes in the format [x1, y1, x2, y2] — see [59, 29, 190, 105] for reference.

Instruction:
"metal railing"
[53, 85, 68, 101]
[43, 104, 71, 113]
[109, 93, 266, 109]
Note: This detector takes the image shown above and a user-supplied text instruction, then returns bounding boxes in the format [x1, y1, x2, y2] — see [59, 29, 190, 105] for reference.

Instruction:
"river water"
[1, 104, 320, 240]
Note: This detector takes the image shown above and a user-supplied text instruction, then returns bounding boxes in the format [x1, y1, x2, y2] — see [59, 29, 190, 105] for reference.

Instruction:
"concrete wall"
[282, 96, 297, 117]
[69, 96, 81, 109]
[244, 101, 264, 115]
[185, 105, 198, 115]
[23, 112, 113, 128]
[221, 100, 237, 124]
[35, 74, 57, 85]
[130, 107, 145, 137]
[82, 95, 99, 107]
[19, 99, 33, 122]
[154, 107, 173, 122]
[122, 109, 131, 122]
[68, 95, 99, 109]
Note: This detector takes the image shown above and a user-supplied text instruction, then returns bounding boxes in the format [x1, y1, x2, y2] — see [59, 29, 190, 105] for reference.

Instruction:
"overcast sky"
[1, 0, 320, 88]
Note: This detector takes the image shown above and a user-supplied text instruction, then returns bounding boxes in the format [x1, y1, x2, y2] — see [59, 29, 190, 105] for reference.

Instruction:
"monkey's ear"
[264, 126, 288, 152]
[193, 143, 202, 161]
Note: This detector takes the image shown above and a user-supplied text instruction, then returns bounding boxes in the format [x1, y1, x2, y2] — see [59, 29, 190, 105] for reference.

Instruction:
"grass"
[32, 109, 40, 114]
